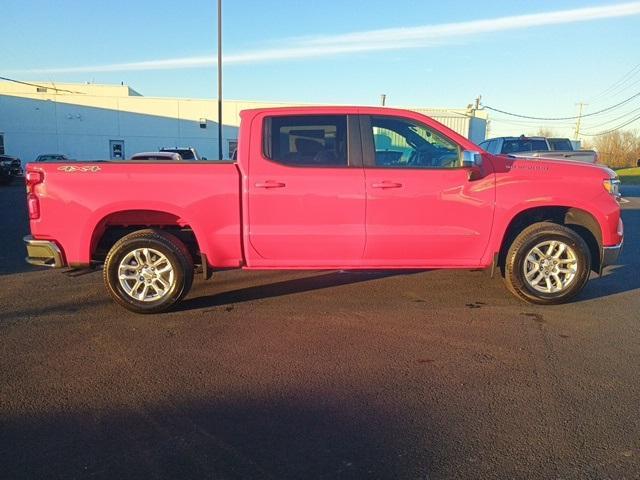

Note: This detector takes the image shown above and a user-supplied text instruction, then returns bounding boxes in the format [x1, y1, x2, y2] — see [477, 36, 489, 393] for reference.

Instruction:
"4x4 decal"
[57, 165, 101, 173]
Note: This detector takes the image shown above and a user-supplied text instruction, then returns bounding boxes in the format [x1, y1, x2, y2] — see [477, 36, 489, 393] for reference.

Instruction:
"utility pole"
[574, 102, 587, 140]
[217, 0, 223, 160]
[474, 95, 481, 111]
[468, 95, 482, 115]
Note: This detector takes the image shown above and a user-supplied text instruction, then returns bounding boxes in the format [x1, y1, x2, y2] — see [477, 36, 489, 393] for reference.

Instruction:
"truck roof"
[239, 105, 431, 116]
[238, 106, 478, 151]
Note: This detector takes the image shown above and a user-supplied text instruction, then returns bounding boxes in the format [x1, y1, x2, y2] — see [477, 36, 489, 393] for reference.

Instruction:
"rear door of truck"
[244, 112, 366, 267]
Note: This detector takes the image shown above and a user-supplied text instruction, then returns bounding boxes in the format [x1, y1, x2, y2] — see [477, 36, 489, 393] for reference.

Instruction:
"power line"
[0, 76, 85, 94]
[581, 104, 640, 131]
[487, 116, 574, 128]
[605, 75, 640, 101]
[592, 75, 640, 104]
[589, 62, 640, 103]
[481, 90, 640, 121]
[579, 112, 640, 136]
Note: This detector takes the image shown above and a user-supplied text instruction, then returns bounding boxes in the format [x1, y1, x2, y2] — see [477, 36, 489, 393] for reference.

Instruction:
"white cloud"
[7, 1, 640, 74]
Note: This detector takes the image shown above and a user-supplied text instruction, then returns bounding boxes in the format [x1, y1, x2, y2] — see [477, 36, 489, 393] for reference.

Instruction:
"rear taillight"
[26, 170, 43, 193]
[28, 194, 40, 219]
[26, 169, 44, 220]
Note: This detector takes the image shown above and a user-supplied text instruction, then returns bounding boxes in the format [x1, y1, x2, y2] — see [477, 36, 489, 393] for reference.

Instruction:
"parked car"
[0, 154, 23, 177]
[0, 155, 23, 185]
[35, 154, 72, 163]
[130, 152, 184, 161]
[0, 161, 12, 185]
[478, 136, 598, 163]
[160, 147, 205, 161]
[24, 106, 622, 313]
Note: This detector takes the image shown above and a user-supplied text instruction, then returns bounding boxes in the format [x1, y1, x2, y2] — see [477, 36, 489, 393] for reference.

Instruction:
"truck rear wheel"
[103, 229, 194, 314]
[504, 222, 591, 305]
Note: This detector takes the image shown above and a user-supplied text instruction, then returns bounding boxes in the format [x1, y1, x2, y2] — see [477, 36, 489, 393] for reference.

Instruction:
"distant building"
[0, 81, 487, 162]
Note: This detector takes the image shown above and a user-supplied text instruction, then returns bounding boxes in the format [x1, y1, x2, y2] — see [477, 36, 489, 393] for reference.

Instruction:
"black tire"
[103, 229, 194, 314]
[504, 222, 591, 305]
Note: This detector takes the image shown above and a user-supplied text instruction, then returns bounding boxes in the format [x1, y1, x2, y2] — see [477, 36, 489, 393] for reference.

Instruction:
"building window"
[36, 87, 47, 93]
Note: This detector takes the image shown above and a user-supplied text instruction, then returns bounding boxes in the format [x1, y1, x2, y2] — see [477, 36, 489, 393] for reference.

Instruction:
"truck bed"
[28, 161, 243, 267]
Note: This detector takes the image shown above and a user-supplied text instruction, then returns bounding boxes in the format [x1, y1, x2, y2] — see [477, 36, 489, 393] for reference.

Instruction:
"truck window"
[548, 139, 573, 151]
[367, 116, 461, 168]
[263, 115, 348, 167]
[502, 139, 548, 154]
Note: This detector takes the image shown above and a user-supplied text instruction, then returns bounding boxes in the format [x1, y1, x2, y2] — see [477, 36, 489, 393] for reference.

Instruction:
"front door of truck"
[247, 114, 366, 267]
[360, 114, 495, 266]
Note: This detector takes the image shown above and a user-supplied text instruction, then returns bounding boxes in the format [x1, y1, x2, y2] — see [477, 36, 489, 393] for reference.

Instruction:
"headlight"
[603, 177, 621, 197]
[1, 160, 11, 167]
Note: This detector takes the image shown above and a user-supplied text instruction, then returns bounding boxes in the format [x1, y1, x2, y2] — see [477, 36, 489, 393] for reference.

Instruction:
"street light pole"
[217, 0, 223, 160]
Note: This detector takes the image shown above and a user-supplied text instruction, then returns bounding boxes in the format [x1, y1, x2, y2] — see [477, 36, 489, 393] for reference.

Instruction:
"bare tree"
[536, 127, 557, 137]
[585, 130, 640, 168]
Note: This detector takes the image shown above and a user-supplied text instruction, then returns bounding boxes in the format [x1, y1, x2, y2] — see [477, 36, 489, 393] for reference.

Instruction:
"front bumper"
[24, 235, 65, 268]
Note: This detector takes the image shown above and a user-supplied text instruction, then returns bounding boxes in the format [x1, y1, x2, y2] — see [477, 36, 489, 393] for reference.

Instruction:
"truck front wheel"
[103, 229, 194, 314]
[504, 222, 591, 304]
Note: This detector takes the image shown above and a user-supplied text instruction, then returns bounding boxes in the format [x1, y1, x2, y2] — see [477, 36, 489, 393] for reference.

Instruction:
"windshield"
[37, 155, 66, 162]
[132, 154, 180, 161]
[162, 149, 195, 160]
[502, 139, 549, 154]
[548, 139, 573, 151]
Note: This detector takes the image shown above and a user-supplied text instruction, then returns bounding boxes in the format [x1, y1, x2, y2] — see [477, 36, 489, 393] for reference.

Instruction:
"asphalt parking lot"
[1, 180, 639, 480]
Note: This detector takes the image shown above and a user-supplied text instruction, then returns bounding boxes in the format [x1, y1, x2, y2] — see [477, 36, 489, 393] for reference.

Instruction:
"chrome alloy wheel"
[524, 240, 578, 294]
[117, 248, 175, 302]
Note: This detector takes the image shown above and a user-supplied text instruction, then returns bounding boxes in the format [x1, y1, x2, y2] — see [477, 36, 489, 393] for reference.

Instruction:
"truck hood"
[499, 154, 616, 178]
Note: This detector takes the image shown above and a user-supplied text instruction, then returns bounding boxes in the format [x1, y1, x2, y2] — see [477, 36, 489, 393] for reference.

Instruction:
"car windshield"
[133, 155, 176, 160]
[502, 139, 549, 154]
[163, 149, 195, 160]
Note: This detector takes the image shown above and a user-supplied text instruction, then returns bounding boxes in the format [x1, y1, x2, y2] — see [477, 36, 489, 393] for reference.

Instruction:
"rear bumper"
[600, 241, 623, 274]
[24, 235, 66, 268]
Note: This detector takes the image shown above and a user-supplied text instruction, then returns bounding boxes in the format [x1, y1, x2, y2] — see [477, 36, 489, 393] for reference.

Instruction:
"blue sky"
[3, 0, 640, 137]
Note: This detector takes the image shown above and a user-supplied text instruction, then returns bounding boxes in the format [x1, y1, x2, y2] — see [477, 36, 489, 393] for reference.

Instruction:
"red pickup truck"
[24, 106, 623, 313]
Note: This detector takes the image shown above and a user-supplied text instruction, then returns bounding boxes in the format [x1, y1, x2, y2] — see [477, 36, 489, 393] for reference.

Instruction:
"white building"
[0, 81, 487, 163]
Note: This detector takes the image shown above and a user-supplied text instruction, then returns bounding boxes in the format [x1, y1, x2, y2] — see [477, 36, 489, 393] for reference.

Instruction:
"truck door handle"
[255, 181, 286, 188]
[372, 181, 403, 189]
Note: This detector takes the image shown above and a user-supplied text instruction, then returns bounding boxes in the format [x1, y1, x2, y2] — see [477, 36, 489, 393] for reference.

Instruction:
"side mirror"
[461, 150, 483, 181]
[461, 150, 483, 168]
